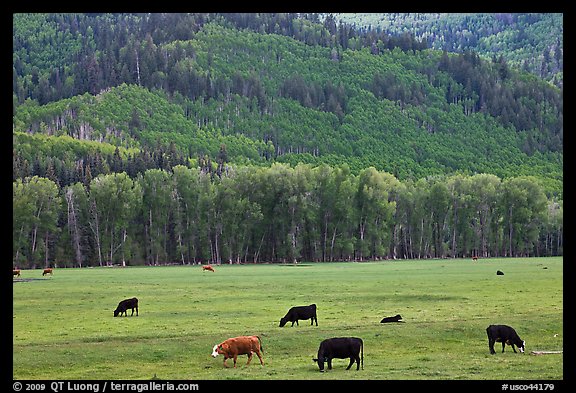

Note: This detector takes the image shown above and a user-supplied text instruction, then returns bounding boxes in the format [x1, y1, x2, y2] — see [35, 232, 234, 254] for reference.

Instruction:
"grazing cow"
[380, 314, 403, 323]
[486, 324, 525, 354]
[211, 335, 264, 368]
[472, 256, 478, 261]
[42, 268, 53, 276]
[497, 270, 505, 275]
[114, 297, 139, 317]
[13, 269, 21, 277]
[313, 337, 364, 372]
[202, 265, 215, 272]
[279, 304, 318, 327]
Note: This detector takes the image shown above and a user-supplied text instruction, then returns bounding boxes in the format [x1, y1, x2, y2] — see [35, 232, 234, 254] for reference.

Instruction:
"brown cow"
[42, 268, 53, 276]
[13, 269, 21, 277]
[472, 256, 478, 261]
[211, 335, 264, 368]
[202, 265, 215, 272]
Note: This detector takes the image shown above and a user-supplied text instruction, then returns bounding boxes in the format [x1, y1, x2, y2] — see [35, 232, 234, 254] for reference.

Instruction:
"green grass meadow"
[13, 257, 563, 380]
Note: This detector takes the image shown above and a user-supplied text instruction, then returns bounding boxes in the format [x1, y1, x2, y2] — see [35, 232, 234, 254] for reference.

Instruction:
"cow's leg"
[222, 357, 229, 368]
[352, 357, 361, 370]
[346, 358, 354, 370]
[501, 342, 506, 353]
[327, 359, 332, 370]
[255, 350, 264, 366]
[511, 344, 517, 353]
[233, 355, 238, 368]
[246, 352, 253, 366]
[489, 339, 496, 354]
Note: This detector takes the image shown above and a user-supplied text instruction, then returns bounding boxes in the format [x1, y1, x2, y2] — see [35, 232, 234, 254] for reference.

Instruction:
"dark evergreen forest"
[13, 13, 563, 267]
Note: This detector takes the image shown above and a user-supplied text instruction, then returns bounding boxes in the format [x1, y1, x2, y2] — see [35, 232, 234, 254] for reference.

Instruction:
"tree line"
[13, 164, 562, 269]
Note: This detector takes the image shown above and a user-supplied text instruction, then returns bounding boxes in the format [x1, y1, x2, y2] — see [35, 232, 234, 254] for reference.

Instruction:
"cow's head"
[519, 340, 525, 353]
[113, 309, 120, 317]
[211, 343, 228, 358]
[279, 317, 288, 327]
[312, 356, 326, 372]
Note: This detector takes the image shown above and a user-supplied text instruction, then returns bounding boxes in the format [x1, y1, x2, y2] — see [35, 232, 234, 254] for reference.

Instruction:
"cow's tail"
[360, 338, 364, 370]
[257, 335, 264, 353]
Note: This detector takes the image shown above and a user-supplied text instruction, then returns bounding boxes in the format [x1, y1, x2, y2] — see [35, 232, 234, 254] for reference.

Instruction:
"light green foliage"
[13, 176, 61, 267]
[13, 165, 562, 267]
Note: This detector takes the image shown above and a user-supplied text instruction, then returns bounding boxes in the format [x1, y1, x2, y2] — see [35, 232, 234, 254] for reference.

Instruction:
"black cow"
[380, 314, 403, 323]
[114, 297, 139, 317]
[279, 304, 317, 327]
[486, 324, 525, 354]
[313, 337, 364, 372]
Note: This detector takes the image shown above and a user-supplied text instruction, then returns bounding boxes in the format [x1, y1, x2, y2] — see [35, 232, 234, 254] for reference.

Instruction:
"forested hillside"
[12, 13, 563, 267]
[333, 13, 563, 88]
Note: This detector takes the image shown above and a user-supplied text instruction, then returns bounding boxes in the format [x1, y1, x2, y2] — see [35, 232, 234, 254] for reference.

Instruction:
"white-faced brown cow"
[486, 324, 525, 354]
[211, 335, 264, 368]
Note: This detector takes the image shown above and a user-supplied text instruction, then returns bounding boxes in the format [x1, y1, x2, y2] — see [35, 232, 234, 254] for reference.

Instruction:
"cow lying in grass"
[380, 314, 403, 323]
[114, 297, 139, 317]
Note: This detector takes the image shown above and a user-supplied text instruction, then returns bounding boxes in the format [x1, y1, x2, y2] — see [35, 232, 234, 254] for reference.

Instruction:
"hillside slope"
[332, 13, 563, 87]
[12, 13, 563, 196]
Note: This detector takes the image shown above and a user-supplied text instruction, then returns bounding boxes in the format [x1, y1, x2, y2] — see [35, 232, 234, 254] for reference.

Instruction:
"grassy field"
[13, 257, 563, 381]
